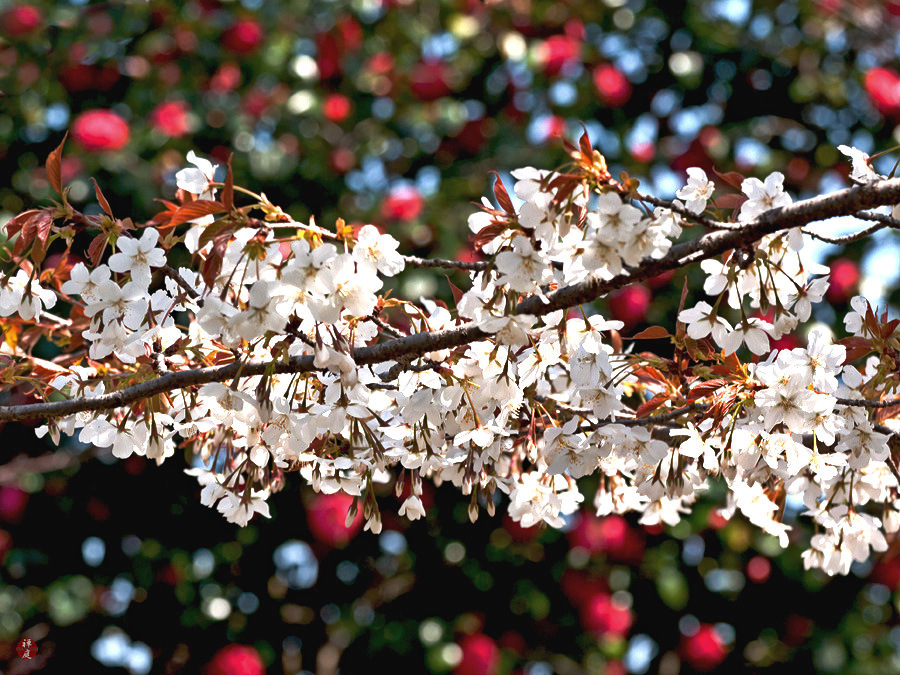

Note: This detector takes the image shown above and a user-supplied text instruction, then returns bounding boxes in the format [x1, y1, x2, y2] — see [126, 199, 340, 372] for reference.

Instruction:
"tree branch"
[402, 255, 489, 271]
[4, 178, 900, 422]
[836, 395, 900, 409]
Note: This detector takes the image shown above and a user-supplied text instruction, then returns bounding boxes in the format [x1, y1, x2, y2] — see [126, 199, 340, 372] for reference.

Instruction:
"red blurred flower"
[826, 258, 860, 304]
[0, 487, 28, 524]
[221, 18, 264, 54]
[1, 4, 41, 36]
[568, 513, 645, 564]
[409, 60, 453, 101]
[71, 109, 130, 152]
[317, 33, 342, 80]
[746, 555, 771, 583]
[538, 35, 582, 76]
[560, 569, 608, 608]
[580, 593, 633, 638]
[381, 186, 425, 222]
[502, 513, 540, 543]
[593, 64, 632, 107]
[871, 556, 900, 590]
[205, 644, 264, 675]
[680, 624, 728, 672]
[454, 634, 500, 675]
[330, 148, 356, 174]
[242, 89, 270, 119]
[367, 51, 395, 75]
[150, 101, 190, 137]
[629, 141, 655, 163]
[209, 62, 242, 92]
[322, 93, 352, 123]
[706, 509, 728, 530]
[58, 63, 120, 93]
[865, 67, 900, 115]
[336, 15, 363, 51]
[783, 614, 812, 647]
[608, 284, 651, 328]
[306, 492, 363, 547]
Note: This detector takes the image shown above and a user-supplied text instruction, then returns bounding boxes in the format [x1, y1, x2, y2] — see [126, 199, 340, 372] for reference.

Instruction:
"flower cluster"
[2, 135, 899, 576]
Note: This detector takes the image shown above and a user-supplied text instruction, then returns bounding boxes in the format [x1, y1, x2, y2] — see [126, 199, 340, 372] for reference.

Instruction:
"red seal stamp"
[16, 638, 36, 659]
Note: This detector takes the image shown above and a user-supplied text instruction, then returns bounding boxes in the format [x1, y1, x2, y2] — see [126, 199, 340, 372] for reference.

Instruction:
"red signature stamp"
[16, 638, 36, 660]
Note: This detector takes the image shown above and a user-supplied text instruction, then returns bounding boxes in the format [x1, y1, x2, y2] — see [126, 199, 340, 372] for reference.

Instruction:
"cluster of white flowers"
[4, 147, 899, 577]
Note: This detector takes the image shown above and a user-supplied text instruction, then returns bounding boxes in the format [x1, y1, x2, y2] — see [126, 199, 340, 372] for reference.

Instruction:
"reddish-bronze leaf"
[200, 231, 231, 287]
[715, 193, 747, 209]
[710, 385, 741, 426]
[578, 127, 593, 160]
[713, 168, 745, 191]
[14, 209, 51, 258]
[635, 394, 668, 419]
[687, 378, 728, 402]
[491, 172, 515, 214]
[4, 210, 40, 239]
[444, 275, 464, 307]
[723, 350, 742, 374]
[876, 402, 900, 424]
[30, 210, 53, 264]
[632, 365, 667, 384]
[881, 318, 900, 340]
[45, 134, 67, 196]
[865, 302, 879, 336]
[836, 336, 873, 364]
[91, 178, 113, 216]
[167, 200, 225, 229]
[609, 328, 623, 354]
[472, 221, 508, 251]
[30, 357, 70, 378]
[197, 220, 237, 250]
[631, 325, 669, 340]
[88, 233, 108, 266]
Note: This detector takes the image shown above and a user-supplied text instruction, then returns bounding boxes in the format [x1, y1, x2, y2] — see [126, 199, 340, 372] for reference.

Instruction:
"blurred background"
[1, 0, 900, 672]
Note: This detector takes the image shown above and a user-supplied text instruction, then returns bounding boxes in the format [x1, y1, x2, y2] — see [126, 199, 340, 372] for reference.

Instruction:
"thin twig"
[803, 222, 887, 245]
[368, 314, 406, 339]
[633, 192, 741, 230]
[836, 395, 900, 409]
[160, 265, 200, 299]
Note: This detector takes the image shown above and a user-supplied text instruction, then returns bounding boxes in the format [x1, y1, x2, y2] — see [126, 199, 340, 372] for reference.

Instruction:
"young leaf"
[30, 211, 54, 264]
[91, 178, 113, 217]
[715, 193, 747, 210]
[472, 221, 508, 252]
[46, 134, 67, 196]
[687, 378, 728, 402]
[167, 200, 226, 229]
[631, 325, 669, 340]
[14, 210, 51, 258]
[4, 210, 41, 240]
[713, 168, 746, 191]
[634, 394, 668, 418]
[444, 274, 464, 307]
[88, 233, 108, 266]
[836, 336, 873, 364]
[490, 172, 515, 214]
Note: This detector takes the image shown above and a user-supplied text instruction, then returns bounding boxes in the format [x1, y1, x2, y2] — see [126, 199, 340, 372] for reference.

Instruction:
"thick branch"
[402, 255, 489, 271]
[4, 178, 900, 422]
